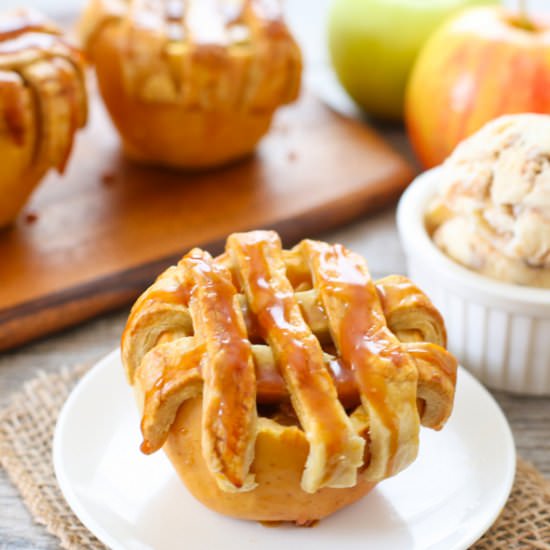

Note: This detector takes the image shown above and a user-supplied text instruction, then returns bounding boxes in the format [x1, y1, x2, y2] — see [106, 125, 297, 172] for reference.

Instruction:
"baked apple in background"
[406, 5, 550, 168]
[328, 0, 496, 121]
[0, 9, 87, 229]
[78, 0, 301, 170]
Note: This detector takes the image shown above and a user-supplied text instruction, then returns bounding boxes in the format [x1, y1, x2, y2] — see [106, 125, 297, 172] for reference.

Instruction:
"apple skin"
[406, 6, 550, 168]
[328, 0, 497, 121]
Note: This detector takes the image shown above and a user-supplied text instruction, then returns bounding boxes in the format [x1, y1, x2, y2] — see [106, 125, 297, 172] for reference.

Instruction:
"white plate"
[54, 350, 515, 550]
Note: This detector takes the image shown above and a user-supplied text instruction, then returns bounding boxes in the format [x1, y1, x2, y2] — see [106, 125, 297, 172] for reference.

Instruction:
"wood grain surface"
[0, 89, 412, 352]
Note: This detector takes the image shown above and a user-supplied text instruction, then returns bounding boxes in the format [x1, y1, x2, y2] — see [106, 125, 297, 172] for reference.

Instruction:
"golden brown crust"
[183, 249, 258, 492]
[226, 232, 365, 492]
[303, 240, 420, 481]
[0, 8, 87, 228]
[376, 274, 447, 347]
[122, 230, 458, 522]
[78, 0, 302, 168]
[135, 337, 203, 454]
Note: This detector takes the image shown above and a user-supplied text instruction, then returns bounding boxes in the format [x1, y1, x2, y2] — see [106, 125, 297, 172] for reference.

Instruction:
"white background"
[2, 0, 549, 73]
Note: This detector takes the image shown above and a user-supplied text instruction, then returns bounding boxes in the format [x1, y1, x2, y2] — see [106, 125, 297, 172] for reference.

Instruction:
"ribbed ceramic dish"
[397, 167, 550, 395]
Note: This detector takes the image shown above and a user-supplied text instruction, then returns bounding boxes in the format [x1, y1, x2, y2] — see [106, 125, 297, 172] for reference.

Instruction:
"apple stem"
[519, 0, 526, 16]
[518, 0, 534, 30]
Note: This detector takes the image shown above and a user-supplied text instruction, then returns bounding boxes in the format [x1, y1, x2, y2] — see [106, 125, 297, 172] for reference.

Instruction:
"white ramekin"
[397, 167, 550, 395]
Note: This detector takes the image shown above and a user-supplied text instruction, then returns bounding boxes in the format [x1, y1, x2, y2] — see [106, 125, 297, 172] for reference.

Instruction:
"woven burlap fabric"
[0, 367, 549, 550]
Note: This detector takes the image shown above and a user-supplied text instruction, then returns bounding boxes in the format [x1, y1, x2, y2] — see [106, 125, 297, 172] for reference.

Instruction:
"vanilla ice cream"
[425, 114, 550, 288]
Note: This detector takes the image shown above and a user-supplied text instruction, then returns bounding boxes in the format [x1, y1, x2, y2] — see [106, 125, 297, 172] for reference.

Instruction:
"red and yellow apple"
[406, 5, 550, 168]
[328, 0, 497, 121]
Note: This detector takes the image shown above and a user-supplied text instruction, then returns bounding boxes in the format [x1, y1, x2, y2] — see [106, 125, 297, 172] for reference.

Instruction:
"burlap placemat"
[1, 366, 549, 549]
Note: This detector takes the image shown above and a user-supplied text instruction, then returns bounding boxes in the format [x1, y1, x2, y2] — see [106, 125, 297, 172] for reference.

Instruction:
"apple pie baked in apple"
[79, 0, 302, 169]
[0, 8, 87, 228]
[121, 230, 457, 524]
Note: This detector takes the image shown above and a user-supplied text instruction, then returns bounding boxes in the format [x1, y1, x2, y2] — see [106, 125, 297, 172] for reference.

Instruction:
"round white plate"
[54, 350, 515, 550]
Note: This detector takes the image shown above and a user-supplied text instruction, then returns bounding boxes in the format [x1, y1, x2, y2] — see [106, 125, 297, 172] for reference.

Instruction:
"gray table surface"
[2, 1, 550, 548]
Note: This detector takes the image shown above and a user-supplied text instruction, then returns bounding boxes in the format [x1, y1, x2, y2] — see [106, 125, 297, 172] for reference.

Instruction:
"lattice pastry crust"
[122, 231, 457, 506]
[79, 0, 301, 108]
[77, 0, 301, 168]
[0, 9, 87, 227]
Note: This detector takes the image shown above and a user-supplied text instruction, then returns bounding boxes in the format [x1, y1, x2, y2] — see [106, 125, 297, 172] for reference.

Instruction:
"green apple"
[328, 0, 498, 121]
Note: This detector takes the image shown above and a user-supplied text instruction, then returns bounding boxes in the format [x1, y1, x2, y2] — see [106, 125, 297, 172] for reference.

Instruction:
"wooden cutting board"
[0, 90, 412, 351]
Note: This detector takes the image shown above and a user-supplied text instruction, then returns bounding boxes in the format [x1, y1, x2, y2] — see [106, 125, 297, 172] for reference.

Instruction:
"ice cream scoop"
[426, 114, 550, 288]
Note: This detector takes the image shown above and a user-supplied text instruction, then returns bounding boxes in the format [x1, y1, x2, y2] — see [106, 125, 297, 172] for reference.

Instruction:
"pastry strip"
[304, 240, 420, 481]
[375, 275, 447, 347]
[124, 264, 456, 430]
[136, 337, 204, 454]
[0, 13, 87, 168]
[406, 342, 457, 430]
[183, 249, 257, 492]
[0, 8, 59, 42]
[82, 0, 300, 108]
[0, 70, 32, 147]
[122, 265, 194, 383]
[227, 230, 365, 493]
[135, 339, 457, 457]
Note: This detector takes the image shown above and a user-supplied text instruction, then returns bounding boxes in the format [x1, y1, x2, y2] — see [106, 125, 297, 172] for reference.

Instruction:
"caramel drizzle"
[0, 32, 80, 66]
[85, 0, 300, 108]
[183, 249, 257, 490]
[227, 231, 363, 492]
[136, 339, 457, 455]
[134, 275, 445, 348]
[0, 11, 86, 171]
[305, 241, 419, 479]
[125, 0, 285, 46]
[0, 71, 27, 145]
[139, 338, 204, 454]
[126, 255, 455, 429]
[0, 9, 60, 42]
[125, 234, 457, 492]
[255, 342, 456, 428]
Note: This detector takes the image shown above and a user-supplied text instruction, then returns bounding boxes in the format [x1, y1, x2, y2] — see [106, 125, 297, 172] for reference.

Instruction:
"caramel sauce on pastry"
[304, 241, 419, 480]
[81, 0, 301, 106]
[0, 72, 27, 145]
[122, 231, 458, 498]
[182, 249, 257, 491]
[0, 9, 87, 227]
[0, 14, 86, 151]
[78, 0, 301, 168]
[227, 232, 364, 492]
